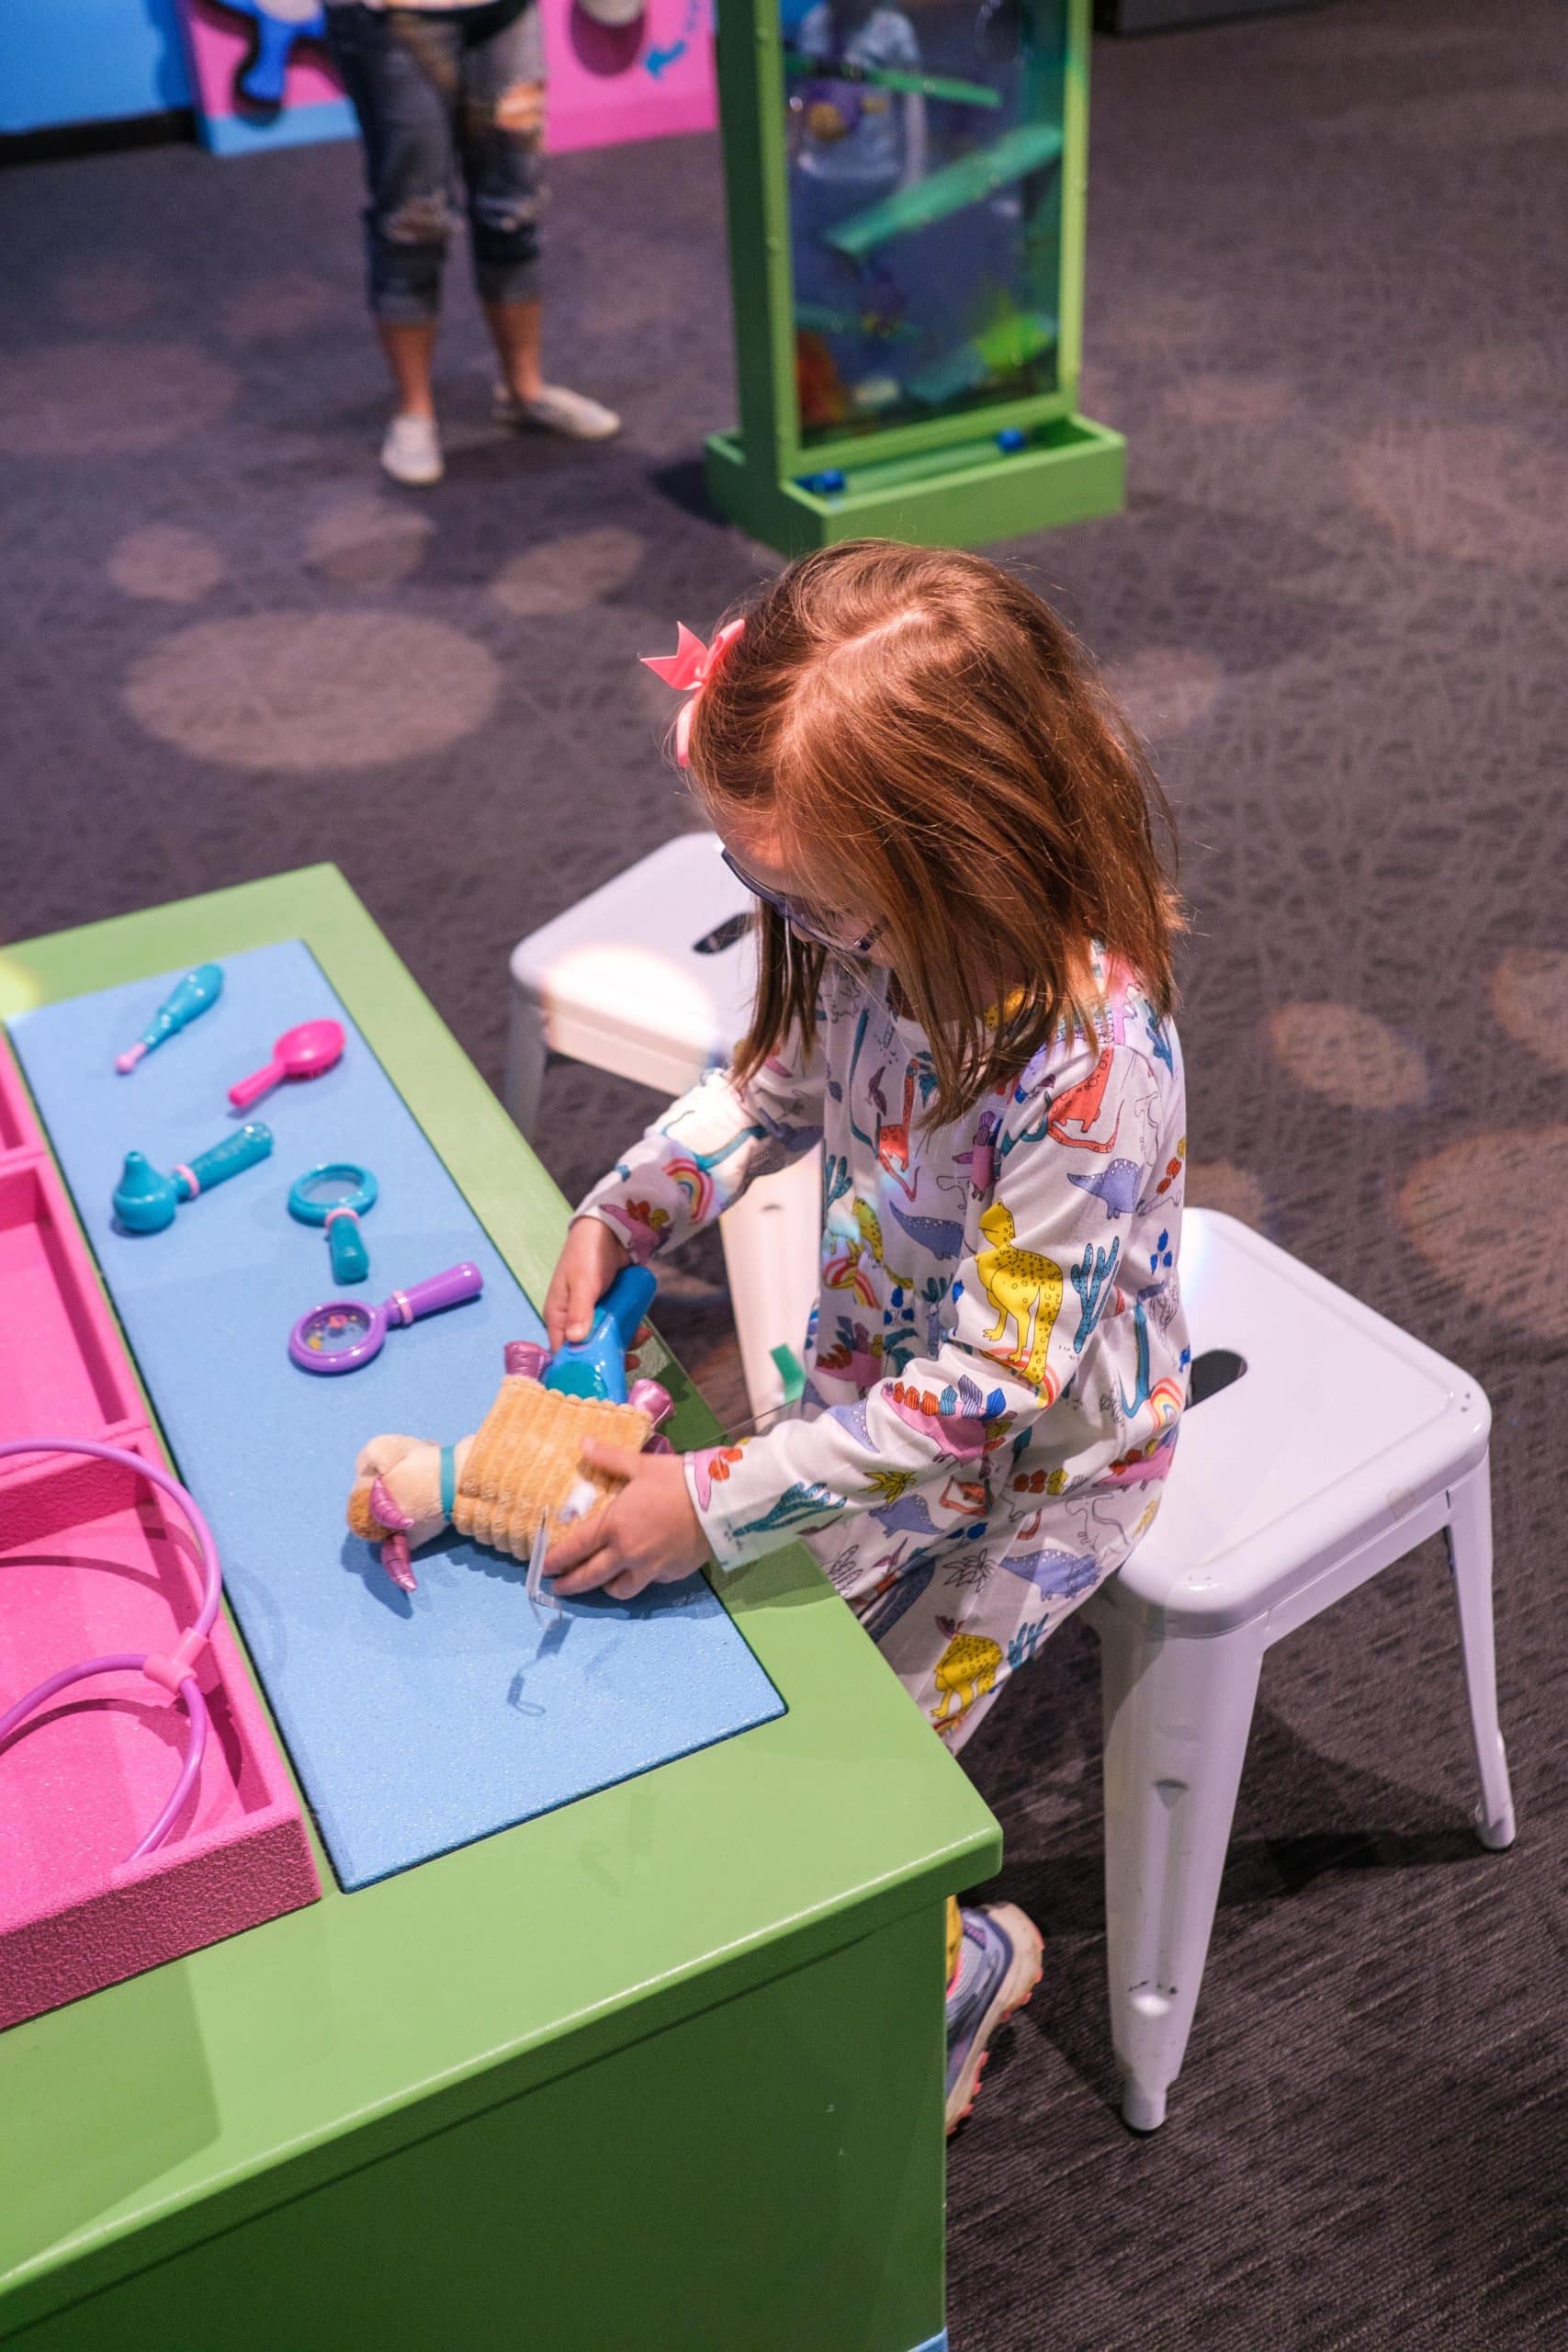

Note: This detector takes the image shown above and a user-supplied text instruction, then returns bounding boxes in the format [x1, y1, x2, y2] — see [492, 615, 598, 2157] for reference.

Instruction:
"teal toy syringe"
[113, 1124, 273, 1235]
[115, 964, 223, 1074]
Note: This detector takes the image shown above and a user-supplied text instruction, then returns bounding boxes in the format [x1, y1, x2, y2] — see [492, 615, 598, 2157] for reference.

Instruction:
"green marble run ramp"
[782, 45, 1002, 111]
[825, 122, 1066, 262]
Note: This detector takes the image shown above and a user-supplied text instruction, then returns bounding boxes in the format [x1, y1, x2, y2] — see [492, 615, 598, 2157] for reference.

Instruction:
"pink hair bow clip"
[641, 618, 744, 766]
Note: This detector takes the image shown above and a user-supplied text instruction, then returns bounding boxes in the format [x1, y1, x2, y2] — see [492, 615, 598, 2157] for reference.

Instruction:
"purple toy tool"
[229, 1018, 344, 1110]
[289, 1261, 484, 1374]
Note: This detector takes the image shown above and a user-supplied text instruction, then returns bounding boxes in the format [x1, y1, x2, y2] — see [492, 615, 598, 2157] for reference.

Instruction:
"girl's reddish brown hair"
[683, 539, 1183, 1127]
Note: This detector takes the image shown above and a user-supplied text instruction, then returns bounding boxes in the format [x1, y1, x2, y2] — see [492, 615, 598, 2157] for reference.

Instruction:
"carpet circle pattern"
[0, 343, 238, 458]
[125, 613, 500, 770]
[220, 272, 338, 343]
[1162, 373, 1298, 429]
[1399, 1127, 1568, 1341]
[1104, 647, 1224, 743]
[1269, 1001, 1428, 1110]
[1348, 424, 1568, 573]
[108, 526, 228, 605]
[56, 263, 158, 328]
[1186, 1159, 1268, 1231]
[491, 526, 647, 617]
[305, 496, 436, 588]
[1490, 948, 1568, 1074]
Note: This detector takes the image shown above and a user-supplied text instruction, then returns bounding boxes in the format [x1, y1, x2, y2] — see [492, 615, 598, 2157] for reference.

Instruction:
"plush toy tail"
[368, 1477, 420, 1592]
[344, 1471, 422, 1593]
[379, 1530, 417, 1593]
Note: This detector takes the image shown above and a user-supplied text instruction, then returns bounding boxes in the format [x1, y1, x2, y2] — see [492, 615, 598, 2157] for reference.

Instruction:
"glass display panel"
[784, 0, 1068, 447]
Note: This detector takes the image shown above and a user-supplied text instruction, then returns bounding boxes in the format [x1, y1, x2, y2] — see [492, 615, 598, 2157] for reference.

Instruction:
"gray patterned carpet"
[2, 0, 1565, 2343]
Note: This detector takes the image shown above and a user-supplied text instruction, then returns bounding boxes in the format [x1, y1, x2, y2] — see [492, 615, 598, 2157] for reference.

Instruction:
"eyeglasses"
[719, 848, 882, 956]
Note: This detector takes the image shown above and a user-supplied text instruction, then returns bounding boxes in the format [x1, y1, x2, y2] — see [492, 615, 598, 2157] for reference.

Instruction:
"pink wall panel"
[178, 0, 714, 154]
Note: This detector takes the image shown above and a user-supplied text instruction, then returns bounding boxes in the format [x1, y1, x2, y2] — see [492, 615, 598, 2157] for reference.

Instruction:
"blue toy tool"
[288, 1161, 378, 1285]
[114, 964, 223, 1074]
[543, 1264, 658, 1403]
[113, 1123, 273, 1235]
[216, 0, 328, 112]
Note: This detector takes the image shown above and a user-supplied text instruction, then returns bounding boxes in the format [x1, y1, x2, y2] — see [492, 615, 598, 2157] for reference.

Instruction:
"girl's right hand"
[544, 1216, 631, 1351]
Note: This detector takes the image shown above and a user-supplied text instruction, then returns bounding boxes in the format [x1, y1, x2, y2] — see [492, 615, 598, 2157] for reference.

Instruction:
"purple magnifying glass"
[288, 1261, 483, 1374]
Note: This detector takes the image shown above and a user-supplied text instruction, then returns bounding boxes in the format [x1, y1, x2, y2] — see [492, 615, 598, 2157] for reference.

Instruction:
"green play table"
[0, 868, 1000, 2352]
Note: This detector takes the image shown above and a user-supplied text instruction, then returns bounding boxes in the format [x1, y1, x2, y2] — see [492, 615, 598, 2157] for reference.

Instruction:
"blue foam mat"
[8, 941, 783, 1891]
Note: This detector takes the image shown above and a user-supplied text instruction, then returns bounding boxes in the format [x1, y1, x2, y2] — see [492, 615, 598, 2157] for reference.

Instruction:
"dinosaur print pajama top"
[577, 951, 1189, 1750]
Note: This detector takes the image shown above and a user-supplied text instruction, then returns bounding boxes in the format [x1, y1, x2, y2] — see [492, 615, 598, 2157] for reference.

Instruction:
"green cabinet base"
[11, 1904, 950, 2352]
[705, 412, 1125, 556]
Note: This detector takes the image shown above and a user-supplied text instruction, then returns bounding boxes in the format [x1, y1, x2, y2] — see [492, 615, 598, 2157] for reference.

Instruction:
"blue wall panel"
[0, 0, 191, 134]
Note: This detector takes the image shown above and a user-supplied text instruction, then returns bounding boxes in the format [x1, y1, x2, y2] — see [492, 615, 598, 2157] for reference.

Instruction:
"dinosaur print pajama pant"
[578, 952, 1190, 1751]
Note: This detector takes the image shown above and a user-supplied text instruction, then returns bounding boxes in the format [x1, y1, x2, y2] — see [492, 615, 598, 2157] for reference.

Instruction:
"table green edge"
[0, 865, 1001, 2333]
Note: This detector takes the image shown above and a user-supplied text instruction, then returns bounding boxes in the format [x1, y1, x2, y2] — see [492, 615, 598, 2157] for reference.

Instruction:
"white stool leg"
[1097, 1600, 1266, 2131]
[504, 989, 549, 1140]
[718, 1147, 823, 1423]
[1444, 1452, 1517, 1851]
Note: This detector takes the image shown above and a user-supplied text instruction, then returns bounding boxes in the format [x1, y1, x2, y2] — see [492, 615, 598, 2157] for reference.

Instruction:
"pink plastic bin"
[0, 1426, 321, 2030]
[0, 1037, 319, 2030]
[0, 1158, 143, 1440]
[0, 1035, 31, 1157]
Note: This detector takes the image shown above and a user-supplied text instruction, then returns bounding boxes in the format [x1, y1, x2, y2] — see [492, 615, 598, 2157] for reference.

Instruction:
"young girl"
[546, 540, 1188, 2130]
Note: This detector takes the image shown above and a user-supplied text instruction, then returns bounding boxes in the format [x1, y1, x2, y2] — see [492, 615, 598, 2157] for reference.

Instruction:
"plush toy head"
[346, 1434, 450, 1591]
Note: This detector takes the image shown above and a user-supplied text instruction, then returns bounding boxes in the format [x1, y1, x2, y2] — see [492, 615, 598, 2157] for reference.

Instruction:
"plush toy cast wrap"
[347, 1372, 657, 1592]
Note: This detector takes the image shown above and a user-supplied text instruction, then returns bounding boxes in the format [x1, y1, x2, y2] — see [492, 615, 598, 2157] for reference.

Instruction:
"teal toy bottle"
[115, 964, 223, 1074]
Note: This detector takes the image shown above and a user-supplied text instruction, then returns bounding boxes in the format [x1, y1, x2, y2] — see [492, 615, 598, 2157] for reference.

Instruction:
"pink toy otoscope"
[0, 1440, 221, 1864]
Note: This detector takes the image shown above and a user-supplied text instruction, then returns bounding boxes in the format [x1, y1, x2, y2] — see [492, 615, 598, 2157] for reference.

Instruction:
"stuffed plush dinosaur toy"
[346, 1267, 672, 1593]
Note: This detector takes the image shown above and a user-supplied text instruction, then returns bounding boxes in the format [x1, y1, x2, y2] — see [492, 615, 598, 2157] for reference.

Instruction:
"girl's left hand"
[547, 1442, 708, 1600]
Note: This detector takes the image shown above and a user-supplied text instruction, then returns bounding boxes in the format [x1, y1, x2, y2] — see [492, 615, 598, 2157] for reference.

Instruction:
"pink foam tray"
[0, 1041, 319, 2031]
[0, 1035, 32, 1157]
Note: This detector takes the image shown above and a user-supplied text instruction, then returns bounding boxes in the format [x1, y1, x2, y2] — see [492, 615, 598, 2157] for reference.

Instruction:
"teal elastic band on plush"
[440, 1444, 457, 1522]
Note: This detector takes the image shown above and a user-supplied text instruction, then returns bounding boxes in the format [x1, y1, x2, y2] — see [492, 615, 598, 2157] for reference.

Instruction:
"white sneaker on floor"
[380, 413, 444, 487]
[493, 382, 622, 441]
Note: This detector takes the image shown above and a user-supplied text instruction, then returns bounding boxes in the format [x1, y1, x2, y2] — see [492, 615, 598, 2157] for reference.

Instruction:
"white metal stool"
[1085, 1207, 1516, 2131]
[505, 833, 823, 1420]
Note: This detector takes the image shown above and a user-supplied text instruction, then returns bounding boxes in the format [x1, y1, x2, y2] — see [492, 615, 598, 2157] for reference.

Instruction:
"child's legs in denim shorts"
[456, 2, 546, 307]
[325, 2, 545, 322]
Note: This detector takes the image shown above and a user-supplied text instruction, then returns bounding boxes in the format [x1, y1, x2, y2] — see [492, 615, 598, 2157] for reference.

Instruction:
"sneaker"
[945, 1902, 1043, 2135]
[493, 381, 622, 441]
[380, 413, 444, 487]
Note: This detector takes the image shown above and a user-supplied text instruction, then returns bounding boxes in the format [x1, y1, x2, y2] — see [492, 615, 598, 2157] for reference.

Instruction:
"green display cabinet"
[706, 0, 1123, 551]
[0, 870, 999, 2352]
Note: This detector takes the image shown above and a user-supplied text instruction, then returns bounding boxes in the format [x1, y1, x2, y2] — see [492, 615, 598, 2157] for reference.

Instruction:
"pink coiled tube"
[0, 1439, 222, 1863]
